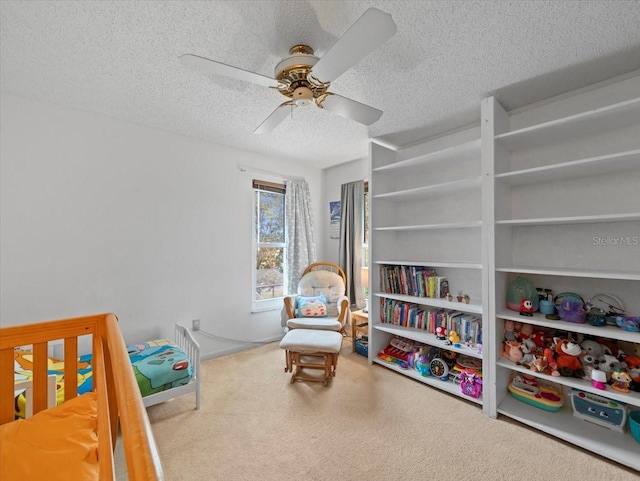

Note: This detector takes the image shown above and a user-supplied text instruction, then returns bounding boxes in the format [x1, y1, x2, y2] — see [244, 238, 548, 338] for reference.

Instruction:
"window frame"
[251, 180, 287, 312]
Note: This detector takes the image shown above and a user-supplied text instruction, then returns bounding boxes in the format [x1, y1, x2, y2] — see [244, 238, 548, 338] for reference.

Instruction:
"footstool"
[279, 329, 343, 386]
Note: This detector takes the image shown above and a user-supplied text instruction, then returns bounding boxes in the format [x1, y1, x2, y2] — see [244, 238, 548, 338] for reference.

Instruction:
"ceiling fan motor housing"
[274, 45, 329, 102]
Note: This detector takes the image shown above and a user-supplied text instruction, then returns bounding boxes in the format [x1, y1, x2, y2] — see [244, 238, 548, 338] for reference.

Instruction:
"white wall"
[320, 157, 369, 264]
[0, 92, 324, 358]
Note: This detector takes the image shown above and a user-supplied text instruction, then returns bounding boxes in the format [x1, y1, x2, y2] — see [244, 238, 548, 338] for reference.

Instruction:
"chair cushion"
[296, 295, 328, 317]
[287, 317, 342, 331]
[298, 270, 345, 317]
[279, 329, 343, 353]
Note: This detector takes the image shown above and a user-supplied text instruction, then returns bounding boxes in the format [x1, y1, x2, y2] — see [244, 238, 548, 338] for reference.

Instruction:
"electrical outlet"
[192, 319, 200, 331]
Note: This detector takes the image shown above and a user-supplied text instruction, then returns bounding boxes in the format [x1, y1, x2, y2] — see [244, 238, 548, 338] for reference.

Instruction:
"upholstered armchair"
[282, 262, 351, 333]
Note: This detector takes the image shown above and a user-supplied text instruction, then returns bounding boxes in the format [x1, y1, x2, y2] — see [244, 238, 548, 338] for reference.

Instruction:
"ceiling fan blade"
[179, 54, 280, 88]
[319, 94, 382, 126]
[254, 102, 296, 134]
[311, 8, 396, 83]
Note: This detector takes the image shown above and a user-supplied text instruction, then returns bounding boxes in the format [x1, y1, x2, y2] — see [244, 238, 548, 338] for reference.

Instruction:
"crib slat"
[33, 342, 48, 415]
[0, 348, 14, 424]
[64, 337, 78, 401]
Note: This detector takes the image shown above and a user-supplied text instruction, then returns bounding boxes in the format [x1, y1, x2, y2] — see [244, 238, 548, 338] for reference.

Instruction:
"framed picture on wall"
[329, 201, 341, 239]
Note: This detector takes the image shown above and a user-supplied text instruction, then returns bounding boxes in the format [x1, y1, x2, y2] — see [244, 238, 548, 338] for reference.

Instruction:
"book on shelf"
[379, 265, 438, 297]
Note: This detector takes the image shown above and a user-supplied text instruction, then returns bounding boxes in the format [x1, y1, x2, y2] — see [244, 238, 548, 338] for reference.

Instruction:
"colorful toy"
[429, 357, 449, 381]
[377, 352, 409, 369]
[519, 299, 534, 316]
[435, 326, 446, 340]
[610, 369, 632, 393]
[571, 389, 627, 432]
[616, 316, 640, 332]
[508, 374, 564, 412]
[591, 369, 607, 390]
[458, 369, 482, 398]
[556, 296, 586, 323]
[506, 277, 539, 313]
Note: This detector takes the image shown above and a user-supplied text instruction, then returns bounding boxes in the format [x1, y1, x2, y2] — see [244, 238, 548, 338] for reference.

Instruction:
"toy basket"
[630, 411, 640, 444]
[355, 337, 368, 357]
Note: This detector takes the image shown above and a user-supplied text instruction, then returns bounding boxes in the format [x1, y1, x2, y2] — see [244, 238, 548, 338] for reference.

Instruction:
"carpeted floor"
[115, 339, 638, 480]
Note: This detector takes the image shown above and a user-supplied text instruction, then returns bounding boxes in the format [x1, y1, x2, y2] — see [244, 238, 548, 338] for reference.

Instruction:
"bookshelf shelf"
[374, 292, 483, 315]
[373, 176, 481, 201]
[372, 357, 483, 405]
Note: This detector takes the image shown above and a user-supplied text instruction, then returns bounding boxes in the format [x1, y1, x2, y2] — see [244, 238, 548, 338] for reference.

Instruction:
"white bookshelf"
[367, 71, 640, 470]
[483, 72, 640, 470]
[369, 124, 489, 412]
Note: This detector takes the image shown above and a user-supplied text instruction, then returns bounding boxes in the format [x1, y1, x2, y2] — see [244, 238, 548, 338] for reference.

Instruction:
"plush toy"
[555, 339, 585, 378]
[504, 320, 517, 341]
[520, 299, 534, 316]
[543, 347, 560, 376]
[504, 340, 523, 363]
[518, 323, 533, 341]
[530, 354, 554, 376]
[600, 354, 622, 381]
[556, 297, 586, 323]
[530, 330, 546, 348]
[518, 338, 537, 367]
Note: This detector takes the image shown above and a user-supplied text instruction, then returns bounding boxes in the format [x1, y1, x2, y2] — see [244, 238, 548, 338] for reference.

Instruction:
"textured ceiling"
[1, 1, 640, 168]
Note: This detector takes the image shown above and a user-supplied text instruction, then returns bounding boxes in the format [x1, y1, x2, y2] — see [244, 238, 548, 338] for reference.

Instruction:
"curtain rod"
[236, 163, 305, 182]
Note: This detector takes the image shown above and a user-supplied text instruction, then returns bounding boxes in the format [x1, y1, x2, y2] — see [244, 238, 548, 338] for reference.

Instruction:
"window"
[252, 180, 286, 311]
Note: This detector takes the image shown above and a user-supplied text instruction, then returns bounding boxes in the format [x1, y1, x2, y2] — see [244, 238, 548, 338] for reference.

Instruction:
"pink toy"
[504, 340, 523, 363]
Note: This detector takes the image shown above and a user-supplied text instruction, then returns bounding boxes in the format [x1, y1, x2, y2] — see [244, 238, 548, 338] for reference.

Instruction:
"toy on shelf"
[571, 390, 628, 432]
[429, 356, 449, 381]
[503, 340, 523, 363]
[458, 369, 482, 398]
[378, 336, 421, 369]
[447, 330, 460, 345]
[554, 292, 586, 324]
[519, 299, 534, 317]
[435, 326, 446, 341]
[508, 374, 564, 412]
[591, 369, 607, 390]
[554, 338, 585, 378]
[616, 316, 640, 332]
[506, 277, 539, 313]
[610, 369, 632, 393]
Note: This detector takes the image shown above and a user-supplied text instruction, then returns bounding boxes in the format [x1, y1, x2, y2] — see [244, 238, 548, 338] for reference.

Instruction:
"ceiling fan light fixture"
[292, 86, 314, 107]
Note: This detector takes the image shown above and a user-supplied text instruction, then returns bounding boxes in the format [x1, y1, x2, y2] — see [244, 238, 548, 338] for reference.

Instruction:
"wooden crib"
[0, 313, 163, 480]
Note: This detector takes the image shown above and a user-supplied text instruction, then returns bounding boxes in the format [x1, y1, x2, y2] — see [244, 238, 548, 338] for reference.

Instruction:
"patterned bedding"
[14, 339, 192, 417]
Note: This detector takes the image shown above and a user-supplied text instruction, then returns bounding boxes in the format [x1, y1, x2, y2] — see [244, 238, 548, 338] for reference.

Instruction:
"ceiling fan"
[179, 8, 396, 134]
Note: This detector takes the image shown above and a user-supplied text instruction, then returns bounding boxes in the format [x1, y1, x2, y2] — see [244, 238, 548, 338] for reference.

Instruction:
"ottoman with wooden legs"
[279, 329, 343, 386]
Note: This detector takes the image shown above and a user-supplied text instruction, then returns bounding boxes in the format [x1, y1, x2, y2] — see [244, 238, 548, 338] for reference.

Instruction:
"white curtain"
[285, 180, 316, 294]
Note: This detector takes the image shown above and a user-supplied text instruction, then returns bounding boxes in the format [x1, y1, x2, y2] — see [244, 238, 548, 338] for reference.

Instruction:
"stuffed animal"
[504, 340, 523, 363]
[530, 330, 546, 348]
[518, 338, 537, 367]
[600, 354, 622, 381]
[504, 320, 517, 341]
[555, 339, 585, 378]
[543, 347, 560, 376]
[518, 323, 533, 341]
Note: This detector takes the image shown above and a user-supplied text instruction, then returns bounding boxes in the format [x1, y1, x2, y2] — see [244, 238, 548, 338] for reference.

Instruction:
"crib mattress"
[14, 338, 193, 416]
